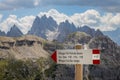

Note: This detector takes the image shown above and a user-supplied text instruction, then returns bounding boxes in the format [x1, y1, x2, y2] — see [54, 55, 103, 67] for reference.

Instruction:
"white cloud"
[0, 9, 120, 34]
[70, 9, 100, 27]
[96, 13, 120, 31]
[38, 9, 120, 31]
[18, 16, 35, 34]
[0, 15, 18, 33]
[27, 9, 120, 32]
[34, 0, 40, 6]
[0, 15, 35, 34]
[110, 14, 120, 25]
[38, 9, 69, 24]
[70, 10, 120, 31]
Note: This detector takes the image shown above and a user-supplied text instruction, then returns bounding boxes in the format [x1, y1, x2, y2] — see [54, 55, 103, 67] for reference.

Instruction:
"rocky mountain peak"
[95, 29, 103, 37]
[56, 20, 77, 42]
[7, 24, 23, 37]
[59, 20, 74, 27]
[11, 24, 19, 30]
[28, 15, 58, 39]
[34, 16, 40, 22]
[64, 20, 69, 23]
[0, 30, 6, 36]
[41, 15, 47, 19]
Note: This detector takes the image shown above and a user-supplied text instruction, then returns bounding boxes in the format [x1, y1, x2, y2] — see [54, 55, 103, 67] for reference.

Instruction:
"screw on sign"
[51, 44, 100, 80]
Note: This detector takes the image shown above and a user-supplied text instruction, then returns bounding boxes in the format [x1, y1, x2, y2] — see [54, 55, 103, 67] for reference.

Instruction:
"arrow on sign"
[51, 49, 100, 64]
[51, 51, 57, 62]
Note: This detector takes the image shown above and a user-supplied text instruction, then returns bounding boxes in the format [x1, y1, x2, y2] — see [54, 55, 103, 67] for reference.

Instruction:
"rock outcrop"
[0, 35, 49, 60]
[65, 31, 91, 44]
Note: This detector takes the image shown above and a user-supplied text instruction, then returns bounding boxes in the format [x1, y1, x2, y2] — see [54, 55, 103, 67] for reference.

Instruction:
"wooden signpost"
[51, 44, 100, 80]
[75, 44, 83, 80]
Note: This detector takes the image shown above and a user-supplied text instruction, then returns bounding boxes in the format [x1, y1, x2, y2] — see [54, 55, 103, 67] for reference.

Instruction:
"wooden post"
[75, 44, 83, 80]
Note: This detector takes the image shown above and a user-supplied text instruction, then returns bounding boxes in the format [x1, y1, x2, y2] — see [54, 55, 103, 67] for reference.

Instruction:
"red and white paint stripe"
[92, 49, 100, 64]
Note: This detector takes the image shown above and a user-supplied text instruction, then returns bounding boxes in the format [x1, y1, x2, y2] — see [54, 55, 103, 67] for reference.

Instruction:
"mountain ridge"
[28, 15, 103, 42]
[0, 15, 103, 43]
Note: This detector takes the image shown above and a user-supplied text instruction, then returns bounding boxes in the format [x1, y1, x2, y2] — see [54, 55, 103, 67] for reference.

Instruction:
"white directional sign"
[51, 49, 100, 64]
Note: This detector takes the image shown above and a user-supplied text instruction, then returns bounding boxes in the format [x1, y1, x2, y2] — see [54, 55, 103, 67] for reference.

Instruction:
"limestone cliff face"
[0, 35, 49, 60]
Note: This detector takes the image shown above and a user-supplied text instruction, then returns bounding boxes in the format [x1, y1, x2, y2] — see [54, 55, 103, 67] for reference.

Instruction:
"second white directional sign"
[51, 49, 100, 64]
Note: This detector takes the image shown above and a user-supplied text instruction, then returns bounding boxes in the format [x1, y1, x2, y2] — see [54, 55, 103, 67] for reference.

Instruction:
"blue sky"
[0, 0, 120, 34]
[1, 5, 99, 19]
[0, 0, 119, 18]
